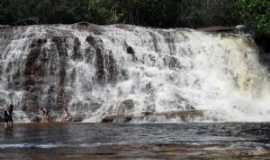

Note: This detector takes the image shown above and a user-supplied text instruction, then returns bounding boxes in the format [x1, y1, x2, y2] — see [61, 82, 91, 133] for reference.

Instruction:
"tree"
[237, 0, 270, 35]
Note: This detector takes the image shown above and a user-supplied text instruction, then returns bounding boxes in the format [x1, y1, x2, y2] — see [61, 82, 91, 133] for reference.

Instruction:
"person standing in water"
[3, 108, 9, 129]
[40, 107, 50, 123]
[3, 104, 14, 129]
[7, 104, 14, 128]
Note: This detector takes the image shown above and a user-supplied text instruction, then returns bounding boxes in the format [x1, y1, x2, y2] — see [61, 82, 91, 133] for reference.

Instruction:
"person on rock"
[61, 108, 71, 122]
[40, 107, 50, 123]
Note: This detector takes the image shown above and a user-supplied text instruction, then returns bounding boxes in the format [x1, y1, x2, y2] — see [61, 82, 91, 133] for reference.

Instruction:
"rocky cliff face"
[0, 23, 270, 123]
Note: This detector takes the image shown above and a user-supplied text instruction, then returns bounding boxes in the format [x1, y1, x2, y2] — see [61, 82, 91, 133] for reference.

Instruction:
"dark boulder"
[95, 48, 106, 84]
[119, 99, 135, 112]
[101, 115, 132, 123]
[23, 38, 48, 113]
[197, 26, 235, 32]
[71, 114, 84, 122]
[127, 46, 135, 55]
[125, 45, 137, 61]
[72, 38, 82, 60]
[101, 116, 114, 123]
[86, 35, 97, 47]
[31, 115, 41, 123]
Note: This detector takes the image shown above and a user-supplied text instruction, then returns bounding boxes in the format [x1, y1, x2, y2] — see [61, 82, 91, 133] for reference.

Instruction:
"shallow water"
[1, 123, 270, 160]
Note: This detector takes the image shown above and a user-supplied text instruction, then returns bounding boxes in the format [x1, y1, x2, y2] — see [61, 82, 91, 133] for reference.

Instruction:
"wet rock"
[145, 104, 156, 113]
[89, 102, 102, 112]
[52, 37, 68, 57]
[127, 46, 135, 55]
[76, 21, 91, 26]
[72, 38, 82, 60]
[70, 68, 76, 87]
[95, 48, 106, 84]
[101, 99, 135, 123]
[46, 86, 56, 111]
[159, 31, 176, 55]
[87, 35, 118, 84]
[31, 115, 41, 123]
[175, 94, 195, 111]
[102, 110, 204, 123]
[0, 25, 11, 30]
[119, 99, 134, 112]
[101, 116, 114, 123]
[71, 114, 84, 122]
[86, 35, 98, 47]
[125, 44, 137, 61]
[101, 115, 132, 123]
[163, 56, 181, 69]
[198, 26, 235, 32]
[148, 31, 160, 52]
[235, 25, 247, 31]
[120, 69, 129, 80]
[52, 36, 68, 111]
[168, 57, 180, 69]
[115, 24, 135, 31]
[143, 111, 153, 116]
[124, 116, 132, 122]
[23, 38, 47, 113]
[95, 48, 118, 84]
[21, 35, 70, 115]
[106, 51, 118, 83]
[84, 47, 95, 63]
[149, 110, 204, 122]
[72, 22, 103, 35]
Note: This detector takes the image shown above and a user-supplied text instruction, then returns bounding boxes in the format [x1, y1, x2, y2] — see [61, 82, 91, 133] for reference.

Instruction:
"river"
[1, 123, 270, 159]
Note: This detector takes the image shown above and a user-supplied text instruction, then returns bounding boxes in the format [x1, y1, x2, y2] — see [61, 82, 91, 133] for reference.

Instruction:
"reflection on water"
[1, 123, 270, 159]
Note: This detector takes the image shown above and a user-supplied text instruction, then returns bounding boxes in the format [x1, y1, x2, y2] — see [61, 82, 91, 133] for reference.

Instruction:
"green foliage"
[0, 0, 269, 36]
[87, 0, 123, 24]
[237, 0, 270, 35]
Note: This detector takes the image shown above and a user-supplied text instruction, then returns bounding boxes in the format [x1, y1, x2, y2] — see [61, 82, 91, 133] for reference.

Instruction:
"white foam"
[1, 25, 270, 122]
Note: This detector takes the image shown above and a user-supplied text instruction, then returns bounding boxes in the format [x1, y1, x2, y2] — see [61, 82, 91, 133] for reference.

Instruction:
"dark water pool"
[1, 123, 270, 160]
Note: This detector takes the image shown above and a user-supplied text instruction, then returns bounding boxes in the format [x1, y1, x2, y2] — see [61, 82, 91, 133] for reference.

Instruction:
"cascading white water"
[0, 24, 270, 123]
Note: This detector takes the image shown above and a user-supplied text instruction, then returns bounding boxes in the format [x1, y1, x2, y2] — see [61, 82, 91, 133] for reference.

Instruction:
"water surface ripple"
[1, 123, 270, 160]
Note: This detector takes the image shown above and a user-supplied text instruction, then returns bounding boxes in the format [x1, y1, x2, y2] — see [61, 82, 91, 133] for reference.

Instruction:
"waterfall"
[0, 24, 270, 123]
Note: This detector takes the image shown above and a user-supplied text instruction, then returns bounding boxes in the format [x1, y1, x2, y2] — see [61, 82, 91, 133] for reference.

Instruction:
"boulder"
[101, 115, 132, 123]
[235, 25, 247, 31]
[197, 26, 235, 32]
[71, 114, 84, 122]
